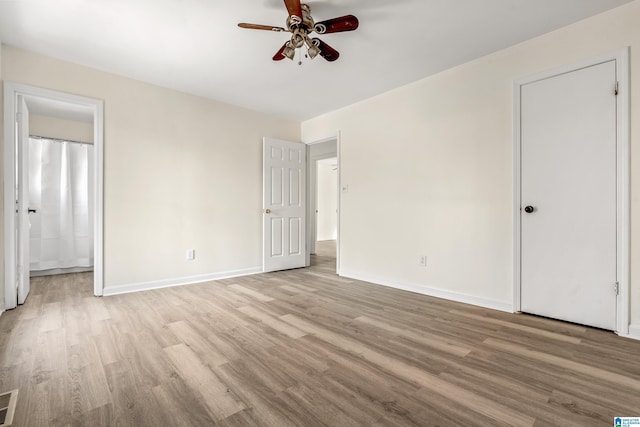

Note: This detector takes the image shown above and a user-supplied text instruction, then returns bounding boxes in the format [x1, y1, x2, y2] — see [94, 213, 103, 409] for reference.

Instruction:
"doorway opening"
[3, 82, 104, 310]
[307, 136, 339, 274]
[312, 157, 337, 269]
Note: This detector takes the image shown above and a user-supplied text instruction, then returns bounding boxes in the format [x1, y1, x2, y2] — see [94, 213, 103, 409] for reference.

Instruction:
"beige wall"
[29, 115, 93, 143]
[1, 45, 300, 292]
[302, 1, 640, 330]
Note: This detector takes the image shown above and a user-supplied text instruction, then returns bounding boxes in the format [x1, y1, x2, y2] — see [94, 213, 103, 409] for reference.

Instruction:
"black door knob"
[524, 206, 535, 213]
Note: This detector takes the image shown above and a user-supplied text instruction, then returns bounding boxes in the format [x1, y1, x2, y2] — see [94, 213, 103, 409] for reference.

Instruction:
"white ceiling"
[0, 0, 633, 121]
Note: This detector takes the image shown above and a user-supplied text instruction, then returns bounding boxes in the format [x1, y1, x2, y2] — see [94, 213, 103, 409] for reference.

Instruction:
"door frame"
[512, 48, 630, 334]
[305, 132, 341, 274]
[3, 82, 105, 308]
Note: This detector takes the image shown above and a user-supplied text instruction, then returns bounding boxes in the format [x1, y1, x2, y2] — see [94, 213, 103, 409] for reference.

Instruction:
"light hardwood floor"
[1, 240, 639, 426]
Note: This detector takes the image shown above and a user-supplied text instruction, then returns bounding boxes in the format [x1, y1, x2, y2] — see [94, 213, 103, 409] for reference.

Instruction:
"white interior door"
[520, 60, 617, 330]
[263, 137, 306, 272]
[17, 95, 31, 304]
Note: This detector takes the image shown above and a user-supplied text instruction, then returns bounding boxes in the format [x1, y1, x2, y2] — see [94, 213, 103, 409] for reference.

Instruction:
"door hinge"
[613, 281, 619, 295]
[614, 81, 619, 96]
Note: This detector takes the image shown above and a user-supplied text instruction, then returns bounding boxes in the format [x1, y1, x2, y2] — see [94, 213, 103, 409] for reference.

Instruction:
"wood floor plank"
[484, 337, 640, 391]
[75, 403, 114, 426]
[355, 315, 472, 357]
[93, 322, 128, 367]
[82, 296, 111, 323]
[167, 320, 228, 366]
[282, 314, 535, 426]
[31, 329, 67, 385]
[546, 390, 618, 426]
[67, 339, 112, 417]
[2, 318, 39, 368]
[436, 369, 600, 426]
[151, 376, 217, 426]
[282, 381, 366, 427]
[278, 283, 318, 293]
[163, 343, 246, 421]
[227, 284, 275, 302]
[102, 359, 165, 426]
[26, 377, 73, 427]
[215, 362, 310, 427]
[450, 309, 583, 344]
[262, 338, 331, 375]
[237, 305, 307, 339]
[38, 302, 63, 333]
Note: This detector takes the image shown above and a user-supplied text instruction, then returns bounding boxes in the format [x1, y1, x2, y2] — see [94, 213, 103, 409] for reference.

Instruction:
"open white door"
[16, 95, 31, 305]
[263, 137, 306, 272]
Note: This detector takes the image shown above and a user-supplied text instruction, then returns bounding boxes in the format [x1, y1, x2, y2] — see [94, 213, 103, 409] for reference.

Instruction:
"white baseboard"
[102, 267, 263, 297]
[623, 324, 640, 341]
[339, 270, 513, 313]
[31, 266, 93, 277]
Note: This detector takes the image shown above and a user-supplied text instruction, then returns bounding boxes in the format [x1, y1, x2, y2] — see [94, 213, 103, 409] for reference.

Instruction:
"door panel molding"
[512, 48, 630, 334]
[3, 82, 105, 309]
[263, 137, 306, 272]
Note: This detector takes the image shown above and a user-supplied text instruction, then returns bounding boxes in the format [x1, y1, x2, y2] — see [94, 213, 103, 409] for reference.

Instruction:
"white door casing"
[263, 138, 306, 272]
[514, 49, 630, 333]
[4, 82, 105, 310]
[17, 95, 31, 305]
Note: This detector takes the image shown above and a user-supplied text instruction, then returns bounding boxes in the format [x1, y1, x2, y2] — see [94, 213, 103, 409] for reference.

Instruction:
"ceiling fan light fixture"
[238, 2, 358, 64]
[304, 36, 320, 59]
[307, 42, 320, 59]
[291, 31, 305, 48]
[283, 43, 296, 60]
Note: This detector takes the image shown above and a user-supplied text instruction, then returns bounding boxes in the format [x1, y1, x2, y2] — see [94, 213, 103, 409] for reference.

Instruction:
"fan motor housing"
[287, 4, 314, 32]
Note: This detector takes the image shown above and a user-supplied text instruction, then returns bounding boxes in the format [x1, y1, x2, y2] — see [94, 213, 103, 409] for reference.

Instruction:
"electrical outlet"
[186, 249, 195, 260]
[418, 255, 427, 267]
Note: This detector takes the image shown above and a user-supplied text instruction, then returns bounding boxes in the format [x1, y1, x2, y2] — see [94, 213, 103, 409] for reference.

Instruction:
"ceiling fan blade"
[238, 23, 286, 32]
[283, 0, 303, 22]
[272, 42, 289, 61]
[314, 15, 359, 34]
[313, 38, 340, 62]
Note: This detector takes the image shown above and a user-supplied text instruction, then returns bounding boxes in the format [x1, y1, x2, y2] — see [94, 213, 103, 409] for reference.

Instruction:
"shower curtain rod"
[29, 135, 93, 146]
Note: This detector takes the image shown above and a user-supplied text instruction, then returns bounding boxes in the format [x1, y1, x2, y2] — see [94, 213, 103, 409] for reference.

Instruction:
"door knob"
[524, 205, 535, 213]
[28, 208, 37, 214]
[265, 209, 271, 214]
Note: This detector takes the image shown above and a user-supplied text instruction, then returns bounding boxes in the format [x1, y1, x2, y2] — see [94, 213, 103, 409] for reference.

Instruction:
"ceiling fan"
[238, 0, 359, 63]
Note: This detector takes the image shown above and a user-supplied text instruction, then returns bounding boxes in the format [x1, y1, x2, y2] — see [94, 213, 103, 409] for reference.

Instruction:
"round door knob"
[524, 205, 535, 213]
[265, 209, 271, 214]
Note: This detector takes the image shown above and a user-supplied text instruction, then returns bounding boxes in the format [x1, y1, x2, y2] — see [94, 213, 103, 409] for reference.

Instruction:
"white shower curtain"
[29, 137, 94, 271]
